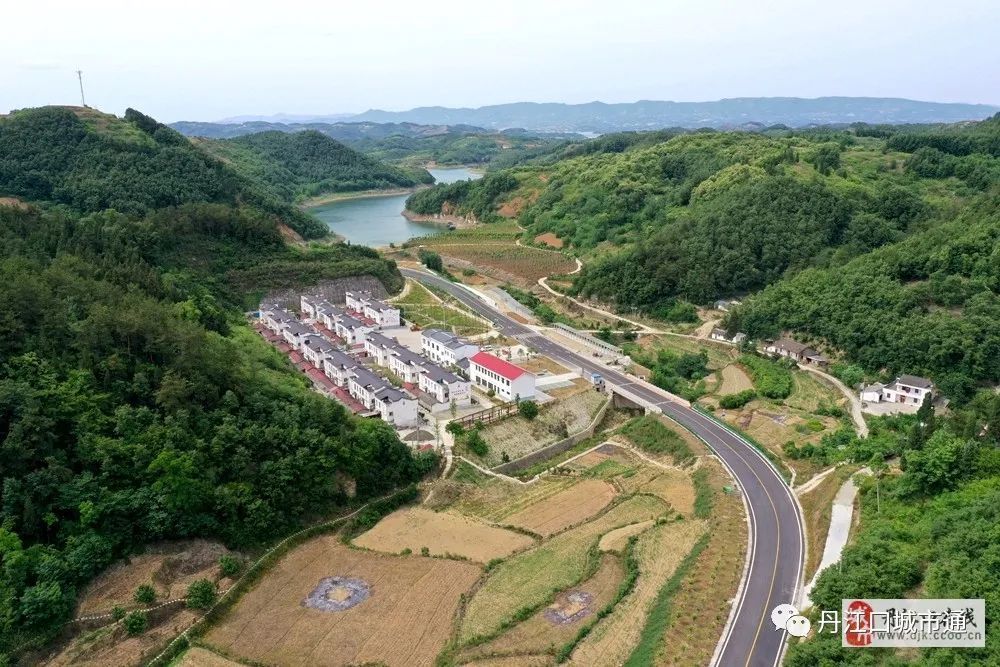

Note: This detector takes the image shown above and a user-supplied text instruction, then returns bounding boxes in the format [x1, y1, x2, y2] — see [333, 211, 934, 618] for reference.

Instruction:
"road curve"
[402, 268, 804, 667]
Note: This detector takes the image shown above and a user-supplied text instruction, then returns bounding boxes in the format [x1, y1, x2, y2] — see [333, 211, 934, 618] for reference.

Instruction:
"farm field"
[718, 363, 753, 394]
[472, 390, 608, 466]
[458, 553, 625, 663]
[390, 279, 489, 336]
[203, 536, 480, 667]
[458, 494, 668, 642]
[567, 519, 707, 666]
[352, 506, 534, 562]
[431, 243, 577, 284]
[503, 478, 616, 536]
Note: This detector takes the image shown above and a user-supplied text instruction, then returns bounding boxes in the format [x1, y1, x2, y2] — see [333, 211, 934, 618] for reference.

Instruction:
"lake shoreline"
[299, 185, 426, 210]
[400, 209, 478, 229]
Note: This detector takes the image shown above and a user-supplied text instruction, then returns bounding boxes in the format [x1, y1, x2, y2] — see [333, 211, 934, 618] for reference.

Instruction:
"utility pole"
[76, 70, 87, 108]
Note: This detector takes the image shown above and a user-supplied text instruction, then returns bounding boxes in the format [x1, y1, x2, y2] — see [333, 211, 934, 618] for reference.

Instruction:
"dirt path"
[798, 365, 869, 437]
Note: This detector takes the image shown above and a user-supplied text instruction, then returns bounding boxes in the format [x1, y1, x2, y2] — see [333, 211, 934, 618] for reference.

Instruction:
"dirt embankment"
[402, 208, 478, 229]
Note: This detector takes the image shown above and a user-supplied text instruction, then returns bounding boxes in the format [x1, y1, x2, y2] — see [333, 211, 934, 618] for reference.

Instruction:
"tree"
[518, 400, 539, 420]
[219, 555, 242, 578]
[123, 611, 148, 636]
[133, 584, 156, 605]
[418, 249, 443, 272]
[901, 430, 970, 496]
[186, 579, 217, 610]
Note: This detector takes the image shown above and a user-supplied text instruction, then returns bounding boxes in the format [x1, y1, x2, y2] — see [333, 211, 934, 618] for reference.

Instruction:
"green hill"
[197, 129, 433, 202]
[0, 109, 428, 662]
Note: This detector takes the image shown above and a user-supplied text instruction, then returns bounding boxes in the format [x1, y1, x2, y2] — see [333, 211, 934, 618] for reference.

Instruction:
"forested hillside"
[408, 115, 999, 395]
[0, 106, 327, 238]
[197, 130, 433, 202]
[0, 109, 428, 661]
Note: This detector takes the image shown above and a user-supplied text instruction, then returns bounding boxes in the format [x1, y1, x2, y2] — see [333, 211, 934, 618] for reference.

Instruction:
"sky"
[3, 0, 998, 123]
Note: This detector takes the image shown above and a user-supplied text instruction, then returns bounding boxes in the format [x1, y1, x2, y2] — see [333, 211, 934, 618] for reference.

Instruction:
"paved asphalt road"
[403, 268, 805, 667]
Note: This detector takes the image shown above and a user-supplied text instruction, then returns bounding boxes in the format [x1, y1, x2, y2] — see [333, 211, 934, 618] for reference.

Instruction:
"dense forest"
[197, 130, 433, 202]
[0, 107, 329, 239]
[0, 109, 429, 661]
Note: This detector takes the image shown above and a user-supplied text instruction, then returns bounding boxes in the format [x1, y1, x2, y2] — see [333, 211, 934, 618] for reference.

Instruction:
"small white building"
[421, 329, 480, 367]
[362, 298, 401, 328]
[282, 320, 316, 350]
[364, 332, 400, 367]
[334, 314, 372, 345]
[469, 351, 535, 401]
[299, 295, 321, 320]
[387, 346, 428, 384]
[345, 290, 370, 313]
[348, 366, 418, 427]
[710, 328, 728, 342]
[861, 375, 934, 407]
[322, 349, 358, 387]
[418, 364, 472, 407]
[301, 336, 336, 369]
[261, 306, 294, 334]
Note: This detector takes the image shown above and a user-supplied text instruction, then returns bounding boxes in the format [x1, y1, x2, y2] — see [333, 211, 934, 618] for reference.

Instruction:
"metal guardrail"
[553, 322, 624, 355]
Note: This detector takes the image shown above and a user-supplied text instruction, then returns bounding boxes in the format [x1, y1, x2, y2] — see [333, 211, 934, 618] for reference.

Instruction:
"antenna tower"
[76, 70, 87, 107]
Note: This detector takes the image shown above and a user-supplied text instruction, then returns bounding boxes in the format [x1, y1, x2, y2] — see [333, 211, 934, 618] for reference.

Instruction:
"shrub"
[517, 400, 539, 420]
[111, 605, 127, 621]
[123, 611, 148, 636]
[418, 249, 443, 272]
[465, 430, 489, 457]
[186, 579, 217, 610]
[219, 554, 242, 578]
[739, 354, 793, 399]
[133, 584, 156, 605]
[718, 389, 756, 409]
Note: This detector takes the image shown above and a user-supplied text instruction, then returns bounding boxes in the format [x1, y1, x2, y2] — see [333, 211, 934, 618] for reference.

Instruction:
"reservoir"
[308, 166, 481, 247]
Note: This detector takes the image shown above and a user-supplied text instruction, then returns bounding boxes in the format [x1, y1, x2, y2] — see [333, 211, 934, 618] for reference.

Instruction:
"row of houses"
[345, 291, 400, 327]
[261, 304, 419, 427]
[365, 332, 473, 410]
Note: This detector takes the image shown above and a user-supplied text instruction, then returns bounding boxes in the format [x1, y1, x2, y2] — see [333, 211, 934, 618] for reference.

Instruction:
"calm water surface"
[308, 167, 481, 247]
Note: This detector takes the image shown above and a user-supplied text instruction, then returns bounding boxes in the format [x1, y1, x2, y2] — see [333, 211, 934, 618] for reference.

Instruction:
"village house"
[387, 346, 429, 384]
[322, 349, 358, 387]
[418, 364, 472, 407]
[261, 306, 294, 334]
[421, 329, 480, 367]
[301, 336, 336, 370]
[347, 366, 418, 427]
[362, 298, 401, 328]
[861, 375, 934, 407]
[334, 314, 372, 345]
[299, 295, 322, 320]
[764, 338, 828, 366]
[364, 332, 401, 367]
[468, 351, 536, 401]
[317, 302, 346, 331]
[710, 328, 749, 344]
[282, 319, 316, 350]
[345, 290, 370, 313]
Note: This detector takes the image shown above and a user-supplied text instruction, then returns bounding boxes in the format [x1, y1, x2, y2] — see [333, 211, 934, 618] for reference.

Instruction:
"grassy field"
[503, 478, 616, 536]
[568, 519, 707, 666]
[459, 494, 668, 643]
[390, 279, 490, 336]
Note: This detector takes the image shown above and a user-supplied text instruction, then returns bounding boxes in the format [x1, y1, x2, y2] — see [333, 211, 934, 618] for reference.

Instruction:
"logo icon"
[844, 599, 874, 646]
[771, 603, 799, 631]
[786, 614, 811, 637]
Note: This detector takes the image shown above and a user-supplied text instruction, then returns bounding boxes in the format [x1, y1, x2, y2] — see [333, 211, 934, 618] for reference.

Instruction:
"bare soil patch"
[175, 647, 245, 667]
[353, 507, 534, 562]
[205, 536, 480, 667]
[504, 479, 616, 536]
[533, 232, 564, 248]
[77, 540, 230, 614]
[718, 364, 753, 394]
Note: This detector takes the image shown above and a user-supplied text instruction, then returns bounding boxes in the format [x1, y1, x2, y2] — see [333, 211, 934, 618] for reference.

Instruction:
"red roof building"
[469, 352, 535, 401]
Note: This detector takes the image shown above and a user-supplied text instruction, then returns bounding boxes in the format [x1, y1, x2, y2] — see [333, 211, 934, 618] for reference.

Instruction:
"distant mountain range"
[347, 97, 998, 132]
[171, 120, 493, 141]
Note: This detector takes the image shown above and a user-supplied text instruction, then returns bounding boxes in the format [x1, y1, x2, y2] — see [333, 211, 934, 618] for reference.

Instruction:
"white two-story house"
[347, 366, 418, 427]
[418, 364, 472, 407]
[362, 298, 401, 328]
[334, 314, 372, 345]
[322, 349, 358, 387]
[261, 306, 294, 334]
[364, 332, 400, 367]
[861, 375, 934, 407]
[421, 329, 480, 367]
